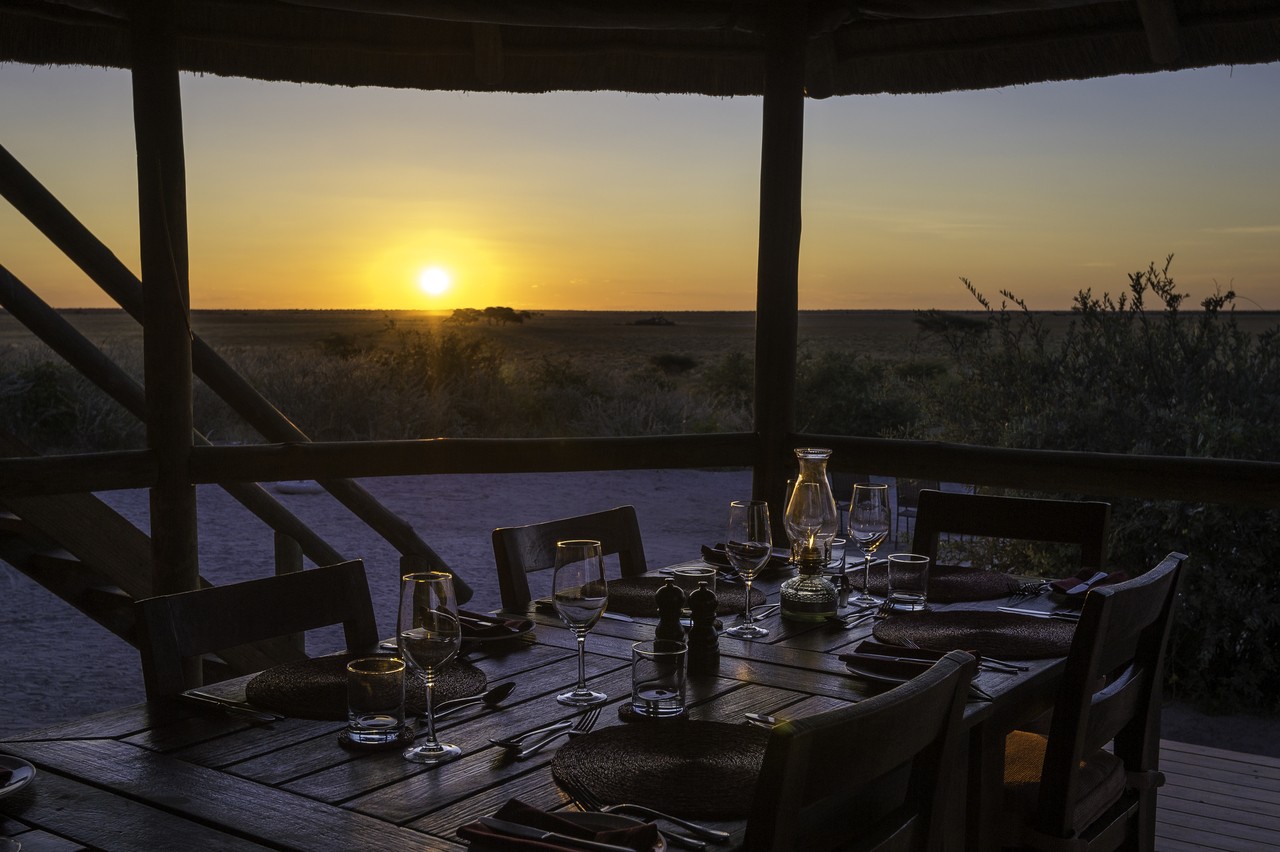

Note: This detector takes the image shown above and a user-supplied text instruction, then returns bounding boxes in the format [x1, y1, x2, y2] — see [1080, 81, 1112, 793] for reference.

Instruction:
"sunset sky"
[2, 60, 1278, 312]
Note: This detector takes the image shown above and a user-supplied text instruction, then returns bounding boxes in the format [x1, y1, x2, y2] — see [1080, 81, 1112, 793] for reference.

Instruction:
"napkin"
[0, 767, 10, 787]
[838, 639, 951, 679]
[1049, 570, 1128, 596]
[700, 543, 791, 571]
[840, 641, 993, 700]
[459, 609, 533, 640]
[457, 797, 659, 852]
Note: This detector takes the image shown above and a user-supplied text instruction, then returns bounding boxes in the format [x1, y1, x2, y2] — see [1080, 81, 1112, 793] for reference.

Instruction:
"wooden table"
[0, 564, 1066, 851]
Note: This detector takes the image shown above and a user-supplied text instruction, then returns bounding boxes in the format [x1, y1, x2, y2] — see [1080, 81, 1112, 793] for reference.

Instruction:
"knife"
[1064, 571, 1108, 595]
[477, 816, 637, 852]
[181, 691, 282, 723]
[997, 606, 1081, 621]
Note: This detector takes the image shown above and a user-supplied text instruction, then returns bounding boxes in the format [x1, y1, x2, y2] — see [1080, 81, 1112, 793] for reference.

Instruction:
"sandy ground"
[1, 469, 1275, 757]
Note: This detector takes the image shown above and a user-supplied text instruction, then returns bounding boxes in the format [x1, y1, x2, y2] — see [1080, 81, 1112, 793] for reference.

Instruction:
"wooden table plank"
[1, 739, 461, 851]
[333, 666, 638, 823]
[0, 759, 275, 851]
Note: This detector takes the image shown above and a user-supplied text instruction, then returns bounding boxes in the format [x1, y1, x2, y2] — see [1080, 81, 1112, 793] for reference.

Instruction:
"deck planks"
[1157, 738, 1280, 850]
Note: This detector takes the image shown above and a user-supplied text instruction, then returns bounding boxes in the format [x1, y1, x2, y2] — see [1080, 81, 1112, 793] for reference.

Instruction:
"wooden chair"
[744, 650, 977, 852]
[1002, 552, 1188, 852]
[135, 559, 379, 699]
[910, 489, 1111, 572]
[491, 505, 648, 613]
[894, 478, 939, 544]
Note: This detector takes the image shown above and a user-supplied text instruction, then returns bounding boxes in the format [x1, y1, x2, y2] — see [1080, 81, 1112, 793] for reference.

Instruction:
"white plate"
[562, 811, 667, 852]
[0, 756, 35, 799]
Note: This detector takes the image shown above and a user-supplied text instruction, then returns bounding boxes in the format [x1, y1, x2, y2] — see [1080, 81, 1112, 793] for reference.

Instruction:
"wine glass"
[722, 499, 773, 639]
[849, 483, 890, 606]
[553, 539, 610, 706]
[397, 571, 462, 764]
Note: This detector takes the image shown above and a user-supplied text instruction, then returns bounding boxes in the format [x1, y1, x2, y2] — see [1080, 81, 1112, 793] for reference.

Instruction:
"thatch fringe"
[2, 0, 1278, 96]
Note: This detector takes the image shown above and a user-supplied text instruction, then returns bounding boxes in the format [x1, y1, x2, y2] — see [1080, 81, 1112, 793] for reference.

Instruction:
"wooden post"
[753, 0, 806, 539]
[131, 2, 198, 599]
[275, 533, 305, 654]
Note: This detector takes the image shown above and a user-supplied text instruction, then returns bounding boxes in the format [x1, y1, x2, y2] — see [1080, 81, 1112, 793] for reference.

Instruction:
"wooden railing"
[0, 142, 460, 594]
[3, 432, 1276, 506]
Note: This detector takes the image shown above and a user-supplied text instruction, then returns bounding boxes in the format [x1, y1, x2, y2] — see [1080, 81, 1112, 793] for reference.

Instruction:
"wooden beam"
[752, 0, 806, 537]
[0, 451, 157, 498]
[131, 0, 198, 597]
[802, 434, 1280, 509]
[0, 142, 455, 597]
[188, 433, 758, 483]
[0, 265, 345, 567]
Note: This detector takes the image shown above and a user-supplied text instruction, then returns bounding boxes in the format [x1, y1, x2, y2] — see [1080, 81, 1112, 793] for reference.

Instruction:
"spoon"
[429, 681, 517, 722]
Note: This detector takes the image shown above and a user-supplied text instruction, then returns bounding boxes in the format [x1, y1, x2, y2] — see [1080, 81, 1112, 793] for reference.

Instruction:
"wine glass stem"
[864, 553, 873, 596]
[743, 579, 755, 625]
[421, 671, 439, 747]
[575, 629, 588, 691]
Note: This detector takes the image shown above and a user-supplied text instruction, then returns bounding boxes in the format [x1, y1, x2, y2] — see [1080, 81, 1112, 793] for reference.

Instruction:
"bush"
[649, 353, 698, 375]
[919, 256, 1280, 712]
[0, 349, 141, 452]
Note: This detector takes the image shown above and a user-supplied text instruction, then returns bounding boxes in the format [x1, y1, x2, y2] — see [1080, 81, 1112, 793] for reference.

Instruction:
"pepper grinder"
[686, 581, 720, 675]
[654, 577, 687, 643]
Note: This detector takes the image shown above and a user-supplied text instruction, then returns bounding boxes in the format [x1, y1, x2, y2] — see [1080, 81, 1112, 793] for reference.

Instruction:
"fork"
[895, 636, 1027, 673]
[1006, 580, 1050, 603]
[489, 718, 575, 748]
[516, 706, 600, 758]
[831, 600, 893, 629]
[564, 776, 730, 847]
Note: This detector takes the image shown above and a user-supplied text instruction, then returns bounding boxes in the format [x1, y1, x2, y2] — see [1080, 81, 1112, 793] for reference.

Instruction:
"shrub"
[649, 353, 698, 375]
[920, 257, 1280, 712]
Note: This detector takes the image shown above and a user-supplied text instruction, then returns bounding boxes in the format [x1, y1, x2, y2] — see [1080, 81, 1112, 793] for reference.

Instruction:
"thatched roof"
[2, 0, 1279, 98]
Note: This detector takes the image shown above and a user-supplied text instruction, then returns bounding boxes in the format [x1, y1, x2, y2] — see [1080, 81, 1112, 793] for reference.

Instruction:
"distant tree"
[482, 306, 531, 325]
[446, 308, 484, 325]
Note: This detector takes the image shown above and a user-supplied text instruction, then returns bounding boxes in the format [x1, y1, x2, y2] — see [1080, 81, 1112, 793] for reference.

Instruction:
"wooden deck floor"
[1157, 739, 1280, 850]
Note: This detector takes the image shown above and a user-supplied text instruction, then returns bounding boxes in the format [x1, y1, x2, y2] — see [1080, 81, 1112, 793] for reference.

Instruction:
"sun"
[417, 266, 452, 297]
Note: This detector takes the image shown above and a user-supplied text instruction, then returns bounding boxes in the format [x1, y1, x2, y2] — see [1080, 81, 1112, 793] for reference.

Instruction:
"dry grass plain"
[5, 308, 1276, 370]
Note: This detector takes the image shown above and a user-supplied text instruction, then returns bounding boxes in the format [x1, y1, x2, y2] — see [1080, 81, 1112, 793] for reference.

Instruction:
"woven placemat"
[552, 721, 770, 820]
[245, 653, 486, 720]
[606, 576, 764, 618]
[872, 611, 1075, 660]
[845, 562, 1020, 603]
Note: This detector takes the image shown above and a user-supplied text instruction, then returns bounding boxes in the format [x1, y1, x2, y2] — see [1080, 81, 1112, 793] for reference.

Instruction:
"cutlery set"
[490, 706, 601, 758]
[997, 606, 1081, 621]
[180, 690, 283, 723]
[826, 599, 894, 629]
[558, 772, 731, 850]
[476, 816, 637, 852]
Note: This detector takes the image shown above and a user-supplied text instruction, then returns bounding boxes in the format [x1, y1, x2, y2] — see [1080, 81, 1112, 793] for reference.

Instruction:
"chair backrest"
[492, 505, 648, 613]
[135, 559, 379, 699]
[910, 489, 1111, 571]
[1034, 551, 1187, 840]
[895, 478, 938, 511]
[745, 650, 977, 852]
